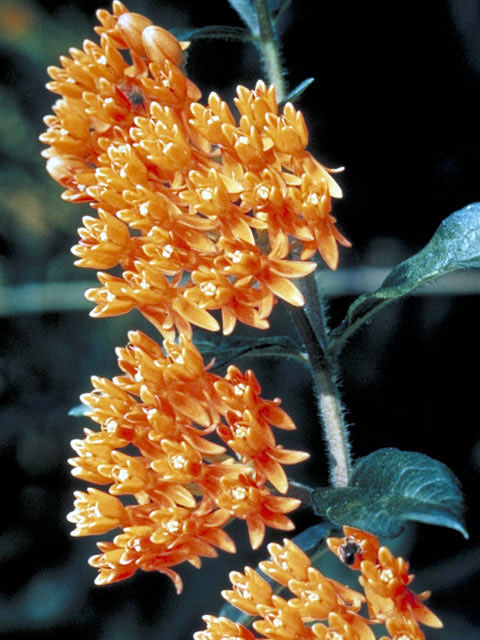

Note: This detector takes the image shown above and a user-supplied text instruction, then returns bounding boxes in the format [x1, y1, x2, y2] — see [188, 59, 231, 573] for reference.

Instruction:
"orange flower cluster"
[194, 528, 442, 640]
[195, 537, 374, 640]
[67, 330, 308, 591]
[41, 1, 349, 339]
[327, 526, 443, 639]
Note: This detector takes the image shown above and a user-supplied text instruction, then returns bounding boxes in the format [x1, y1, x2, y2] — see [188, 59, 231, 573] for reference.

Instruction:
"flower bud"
[46, 155, 90, 186]
[142, 25, 184, 66]
[117, 12, 152, 54]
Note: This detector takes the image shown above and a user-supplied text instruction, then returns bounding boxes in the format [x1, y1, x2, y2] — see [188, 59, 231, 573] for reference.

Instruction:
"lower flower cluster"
[67, 330, 308, 591]
[194, 527, 442, 640]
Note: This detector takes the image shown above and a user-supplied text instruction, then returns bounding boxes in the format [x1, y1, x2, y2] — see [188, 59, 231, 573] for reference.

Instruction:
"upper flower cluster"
[67, 330, 307, 591]
[194, 527, 442, 640]
[41, 1, 349, 339]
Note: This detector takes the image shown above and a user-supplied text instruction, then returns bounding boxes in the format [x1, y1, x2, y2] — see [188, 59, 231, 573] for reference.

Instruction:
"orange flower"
[222, 565, 274, 615]
[41, 2, 349, 338]
[67, 331, 306, 587]
[288, 566, 365, 620]
[195, 538, 373, 640]
[254, 594, 317, 639]
[380, 615, 426, 640]
[359, 546, 442, 629]
[215, 364, 309, 494]
[327, 526, 443, 634]
[67, 487, 129, 536]
[259, 537, 312, 585]
[87, 499, 235, 593]
[194, 616, 257, 640]
[312, 611, 375, 640]
[327, 525, 380, 569]
[211, 472, 300, 549]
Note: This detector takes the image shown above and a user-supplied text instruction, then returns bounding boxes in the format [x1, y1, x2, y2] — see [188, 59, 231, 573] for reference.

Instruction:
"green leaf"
[271, 0, 291, 25]
[173, 25, 251, 43]
[312, 448, 468, 538]
[281, 78, 315, 105]
[68, 404, 88, 417]
[265, 0, 289, 14]
[331, 203, 480, 354]
[195, 335, 307, 370]
[227, 0, 260, 36]
[291, 522, 331, 553]
[226, 0, 287, 38]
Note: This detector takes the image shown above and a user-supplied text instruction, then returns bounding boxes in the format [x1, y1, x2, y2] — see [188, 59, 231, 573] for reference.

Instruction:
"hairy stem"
[288, 293, 352, 488]
[253, 0, 286, 101]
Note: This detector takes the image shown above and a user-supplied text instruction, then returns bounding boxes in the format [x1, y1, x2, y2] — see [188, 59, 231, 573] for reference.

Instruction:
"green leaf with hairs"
[312, 448, 468, 538]
[331, 203, 480, 353]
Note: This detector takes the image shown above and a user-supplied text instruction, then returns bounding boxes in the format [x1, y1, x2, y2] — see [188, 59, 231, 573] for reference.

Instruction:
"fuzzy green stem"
[253, 0, 286, 101]
[288, 298, 352, 488]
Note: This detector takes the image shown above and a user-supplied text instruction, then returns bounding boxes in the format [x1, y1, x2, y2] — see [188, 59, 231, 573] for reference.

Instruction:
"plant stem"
[314, 359, 351, 487]
[287, 284, 352, 488]
[253, 0, 286, 101]
[252, 0, 350, 487]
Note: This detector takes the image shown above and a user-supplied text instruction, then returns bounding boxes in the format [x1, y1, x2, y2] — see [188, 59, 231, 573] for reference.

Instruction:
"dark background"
[0, 0, 479, 637]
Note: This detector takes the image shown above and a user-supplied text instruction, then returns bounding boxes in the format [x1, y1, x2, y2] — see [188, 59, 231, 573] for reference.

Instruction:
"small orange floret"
[327, 525, 380, 569]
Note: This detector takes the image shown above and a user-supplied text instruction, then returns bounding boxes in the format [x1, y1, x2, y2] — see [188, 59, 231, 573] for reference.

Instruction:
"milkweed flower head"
[194, 529, 442, 639]
[66, 330, 307, 591]
[41, 1, 349, 339]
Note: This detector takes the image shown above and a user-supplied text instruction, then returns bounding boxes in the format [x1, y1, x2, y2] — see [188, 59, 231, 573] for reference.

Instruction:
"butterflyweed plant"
[39, 1, 475, 638]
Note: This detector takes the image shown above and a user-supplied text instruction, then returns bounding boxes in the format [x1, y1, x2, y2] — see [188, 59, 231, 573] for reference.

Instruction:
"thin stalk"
[253, 0, 286, 101]
[287, 296, 352, 488]
[283, 479, 314, 506]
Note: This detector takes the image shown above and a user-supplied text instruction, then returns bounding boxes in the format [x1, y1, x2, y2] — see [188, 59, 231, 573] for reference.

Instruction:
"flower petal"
[265, 274, 305, 306]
